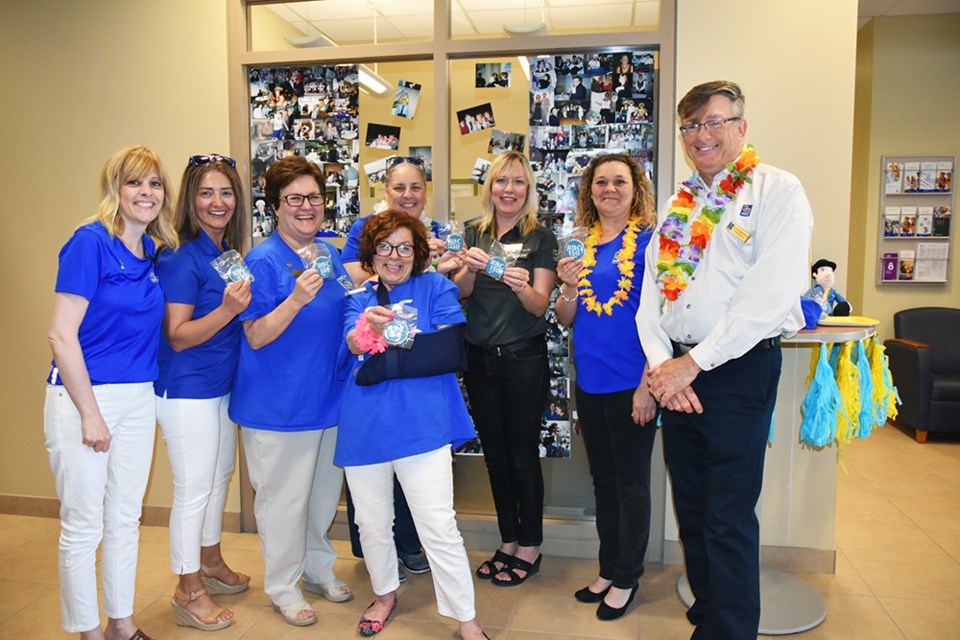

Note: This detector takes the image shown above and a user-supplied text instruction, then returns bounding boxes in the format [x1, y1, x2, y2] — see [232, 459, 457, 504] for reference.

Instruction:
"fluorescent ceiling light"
[518, 56, 531, 82]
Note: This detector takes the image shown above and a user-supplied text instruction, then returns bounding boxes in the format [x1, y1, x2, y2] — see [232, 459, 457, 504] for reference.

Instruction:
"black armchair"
[884, 307, 960, 443]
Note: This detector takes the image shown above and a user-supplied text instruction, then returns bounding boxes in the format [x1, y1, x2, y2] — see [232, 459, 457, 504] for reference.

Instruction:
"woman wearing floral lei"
[554, 153, 658, 621]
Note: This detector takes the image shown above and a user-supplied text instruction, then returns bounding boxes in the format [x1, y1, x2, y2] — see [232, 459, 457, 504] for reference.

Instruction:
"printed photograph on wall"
[487, 130, 526, 155]
[475, 62, 512, 88]
[456, 103, 496, 135]
[365, 122, 401, 150]
[248, 64, 361, 238]
[391, 80, 421, 119]
[408, 145, 433, 181]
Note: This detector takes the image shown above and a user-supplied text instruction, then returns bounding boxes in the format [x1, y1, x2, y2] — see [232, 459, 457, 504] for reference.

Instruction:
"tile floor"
[1, 423, 958, 639]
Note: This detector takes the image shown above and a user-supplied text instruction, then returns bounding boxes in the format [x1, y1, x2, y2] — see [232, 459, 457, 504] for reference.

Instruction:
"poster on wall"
[249, 64, 362, 238]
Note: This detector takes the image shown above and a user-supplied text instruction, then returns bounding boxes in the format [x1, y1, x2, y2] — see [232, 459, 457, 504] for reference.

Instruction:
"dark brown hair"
[575, 153, 656, 229]
[264, 156, 325, 210]
[677, 80, 745, 122]
[358, 209, 431, 275]
[173, 159, 247, 250]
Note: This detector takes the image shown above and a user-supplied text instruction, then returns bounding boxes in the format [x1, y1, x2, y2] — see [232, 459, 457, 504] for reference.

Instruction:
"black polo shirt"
[463, 222, 558, 347]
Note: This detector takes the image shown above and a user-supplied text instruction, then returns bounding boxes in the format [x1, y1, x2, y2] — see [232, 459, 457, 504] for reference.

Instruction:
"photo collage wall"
[457, 48, 658, 461]
[249, 65, 362, 239]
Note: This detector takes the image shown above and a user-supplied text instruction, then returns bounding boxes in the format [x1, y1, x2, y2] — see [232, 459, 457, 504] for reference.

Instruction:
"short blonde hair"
[476, 151, 539, 238]
[83, 145, 179, 251]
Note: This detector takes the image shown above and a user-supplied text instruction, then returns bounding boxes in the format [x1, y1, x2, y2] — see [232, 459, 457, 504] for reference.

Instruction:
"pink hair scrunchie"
[353, 314, 388, 355]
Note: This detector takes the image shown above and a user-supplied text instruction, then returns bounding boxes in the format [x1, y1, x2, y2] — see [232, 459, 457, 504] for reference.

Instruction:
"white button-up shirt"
[637, 163, 814, 371]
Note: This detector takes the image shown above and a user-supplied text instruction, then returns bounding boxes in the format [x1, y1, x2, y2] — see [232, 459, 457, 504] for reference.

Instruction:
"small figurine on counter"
[804, 258, 851, 318]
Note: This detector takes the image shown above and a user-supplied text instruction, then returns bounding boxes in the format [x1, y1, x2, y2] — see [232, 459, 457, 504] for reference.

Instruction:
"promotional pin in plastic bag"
[484, 240, 522, 280]
[558, 226, 589, 259]
[297, 240, 335, 279]
[382, 301, 419, 349]
[437, 219, 466, 253]
[211, 249, 255, 284]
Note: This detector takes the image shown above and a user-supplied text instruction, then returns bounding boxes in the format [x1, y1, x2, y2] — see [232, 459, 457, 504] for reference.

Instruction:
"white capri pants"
[346, 445, 476, 622]
[156, 394, 236, 574]
[44, 382, 156, 633]
[241, 425, 342, 606]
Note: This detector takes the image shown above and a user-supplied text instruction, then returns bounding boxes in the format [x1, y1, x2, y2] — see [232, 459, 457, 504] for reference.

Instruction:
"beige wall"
[847, 14, 960, 340]
[0, 0, 237, 511]
[662, 0, 859, 544]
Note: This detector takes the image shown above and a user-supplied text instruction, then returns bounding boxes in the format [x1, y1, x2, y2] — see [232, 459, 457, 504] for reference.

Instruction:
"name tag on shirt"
[726, 221, 751, 243]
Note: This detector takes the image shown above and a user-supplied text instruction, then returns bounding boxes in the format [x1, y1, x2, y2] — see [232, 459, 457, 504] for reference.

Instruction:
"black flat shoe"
[491, 553, 542, 587]
[596, 585, 638, 621]
[574, 584, 610, 603]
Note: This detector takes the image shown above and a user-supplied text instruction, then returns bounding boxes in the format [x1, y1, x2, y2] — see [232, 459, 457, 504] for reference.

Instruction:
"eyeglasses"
[282, 193, 324, 207]
[678, 117, 740, 137]
[375, 241, 415, 258]
[189, 154, 237, 168]
[387, 156, 426, 169]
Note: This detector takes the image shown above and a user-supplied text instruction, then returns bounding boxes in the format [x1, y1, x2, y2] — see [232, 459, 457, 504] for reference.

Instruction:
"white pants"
[241, 426, 342, 606]
[346, 445, 476, 622]
[156, 394, 236, 574]
[44, 383, 156, 633]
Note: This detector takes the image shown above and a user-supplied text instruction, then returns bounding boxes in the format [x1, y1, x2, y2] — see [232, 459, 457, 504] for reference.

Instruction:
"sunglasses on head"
[189, 154, 237, 168]
[387, 156, 425, 168]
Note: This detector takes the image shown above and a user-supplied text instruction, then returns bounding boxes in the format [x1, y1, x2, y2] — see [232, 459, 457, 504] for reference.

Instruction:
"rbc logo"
[314, 256, 333, 278]
[564, 239, 586, 259]
[446, 234, 464, 252]
[383, 320, 410, 346]
[485, 256, 507, 278]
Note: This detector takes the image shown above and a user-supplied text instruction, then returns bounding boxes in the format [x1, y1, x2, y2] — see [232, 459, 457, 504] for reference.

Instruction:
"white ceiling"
[265, 0, 960, 43]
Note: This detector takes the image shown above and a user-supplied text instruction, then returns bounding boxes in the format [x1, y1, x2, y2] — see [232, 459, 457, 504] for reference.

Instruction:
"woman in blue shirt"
[155, 155, 251, 631]
[337, 210, 487, 640]
[45, 145, 178, 640]
[554, 153, 658, 621]
[229, 156, 352, 627]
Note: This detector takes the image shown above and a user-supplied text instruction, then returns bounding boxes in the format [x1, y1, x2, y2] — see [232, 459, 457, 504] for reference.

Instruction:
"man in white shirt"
[637, 81, 813, 639]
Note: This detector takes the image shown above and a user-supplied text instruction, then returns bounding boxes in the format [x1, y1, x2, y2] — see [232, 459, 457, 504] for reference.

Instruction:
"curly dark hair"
[574, 153, 656, 230]
[357, 209, 431, 276]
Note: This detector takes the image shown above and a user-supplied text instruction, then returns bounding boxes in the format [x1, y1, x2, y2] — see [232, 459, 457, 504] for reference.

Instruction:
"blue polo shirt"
[154, 233, 242, 399]
[229, 233, 349, 431]
[340, 213, 441, 264]
[573, 227, 654, 394]
[49, 221, 164, 385]
[335, 273, 476, 466]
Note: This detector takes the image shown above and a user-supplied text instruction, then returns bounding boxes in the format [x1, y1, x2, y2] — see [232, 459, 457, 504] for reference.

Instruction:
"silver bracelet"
[559, 286, 578, 303]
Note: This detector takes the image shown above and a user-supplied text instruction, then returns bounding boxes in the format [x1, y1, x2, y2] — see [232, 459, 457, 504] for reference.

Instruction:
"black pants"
[575, 384, 657, 589]
[662, 347, 781, 640]
[463, 339, 549, 547]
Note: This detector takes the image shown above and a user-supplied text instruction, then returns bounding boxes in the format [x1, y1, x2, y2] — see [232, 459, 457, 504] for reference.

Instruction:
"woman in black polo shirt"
[453, 150, 558, 587]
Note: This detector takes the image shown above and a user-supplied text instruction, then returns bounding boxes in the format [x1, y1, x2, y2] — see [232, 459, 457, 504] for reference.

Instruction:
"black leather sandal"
[475, 549, 514, 580]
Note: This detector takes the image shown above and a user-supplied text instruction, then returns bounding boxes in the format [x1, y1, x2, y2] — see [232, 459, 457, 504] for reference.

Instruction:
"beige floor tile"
[880, 596, 960, 640]
[0, 529, 61, 584]
[756, 593, 905, 639]
[508, 573, 639, 639]
[0, 578, 58, 622]
[835, 513, 943, 554]
[843, 547, 960, 599]
[0, 514, 59, 557]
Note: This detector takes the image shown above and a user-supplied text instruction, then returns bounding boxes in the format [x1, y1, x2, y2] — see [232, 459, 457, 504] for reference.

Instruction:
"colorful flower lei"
[655, 145, 760, 307]
[578, 217, 641, 316]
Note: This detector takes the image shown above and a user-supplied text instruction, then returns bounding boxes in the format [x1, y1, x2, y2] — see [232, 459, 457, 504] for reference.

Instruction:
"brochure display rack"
[877, 155, 954, 285]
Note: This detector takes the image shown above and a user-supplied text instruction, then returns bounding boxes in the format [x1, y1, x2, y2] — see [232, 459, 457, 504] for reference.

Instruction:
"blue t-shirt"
[335, 273, 476, 466]
[49, 221, 164, 385]
[229, 233, 349, 431]
[340, 213, 441, 264]
[573, 227, 654, 394]
[154, 233, 242, 399]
